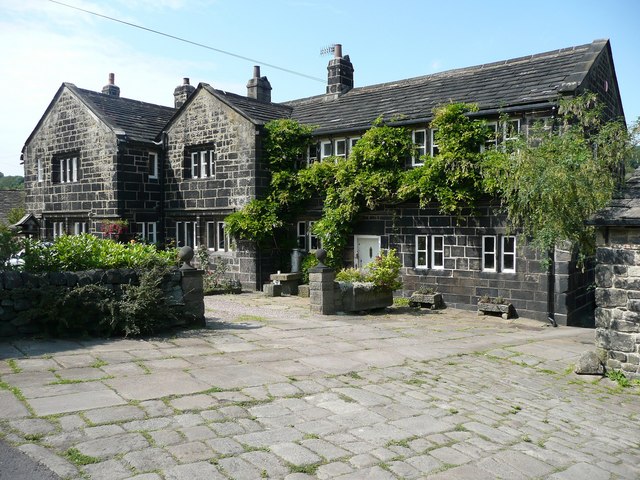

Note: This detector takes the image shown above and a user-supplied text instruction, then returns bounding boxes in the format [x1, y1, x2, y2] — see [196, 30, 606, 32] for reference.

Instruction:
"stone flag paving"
[0, 293, 639, 479]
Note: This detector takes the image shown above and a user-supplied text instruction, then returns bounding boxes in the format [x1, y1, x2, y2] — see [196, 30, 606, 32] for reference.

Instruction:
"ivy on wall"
[225, 94, 631, 266]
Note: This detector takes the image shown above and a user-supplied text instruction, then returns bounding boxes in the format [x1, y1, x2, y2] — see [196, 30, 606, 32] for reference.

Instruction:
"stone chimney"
[326, 44, 354, 96]
[174, 77, 196, 109]
[102, 73, 120, 97]
[246, 66, 272, 103]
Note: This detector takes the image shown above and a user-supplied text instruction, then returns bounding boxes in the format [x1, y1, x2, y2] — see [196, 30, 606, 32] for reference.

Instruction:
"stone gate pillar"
[309, 249, 336, 315]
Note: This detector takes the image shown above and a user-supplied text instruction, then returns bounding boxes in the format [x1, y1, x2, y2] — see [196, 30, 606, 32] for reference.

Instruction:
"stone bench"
[269, 272, 302, 295]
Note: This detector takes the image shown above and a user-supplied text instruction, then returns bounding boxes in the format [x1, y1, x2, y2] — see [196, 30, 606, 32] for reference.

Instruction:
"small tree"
[483, 92, 631, 260]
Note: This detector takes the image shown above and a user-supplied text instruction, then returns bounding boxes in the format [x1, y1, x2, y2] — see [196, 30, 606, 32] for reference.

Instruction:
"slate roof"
[285, 39, 609, 134]
[202, 85, 292, 125]
[588, 170, 640, 227]
[69, 84, 176, 143]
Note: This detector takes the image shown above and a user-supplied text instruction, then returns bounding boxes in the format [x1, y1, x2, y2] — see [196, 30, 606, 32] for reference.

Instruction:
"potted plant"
[334, 249, 402, 312]
[477, 295, 515, 319]
[409, 287, 444, 310]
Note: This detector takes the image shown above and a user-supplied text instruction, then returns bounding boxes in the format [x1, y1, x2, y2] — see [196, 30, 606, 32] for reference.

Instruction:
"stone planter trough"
[336, 281, 393, 312]
[409, 292, 444, 310]
[477, 301, 515, 319]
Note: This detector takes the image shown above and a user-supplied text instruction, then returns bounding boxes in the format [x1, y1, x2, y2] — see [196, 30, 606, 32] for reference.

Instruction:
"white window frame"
[52, 222, 65, 239]
[297, 221, 307, 250]
[482, 235, 497, 272]
[504, 119, 521, 143]
[73, 222, 87, 235]
[149, 152, 159, 180]
[334, 139, 347, 158]
[349, 137, 360, 156]
[431, 235, 445, 270]
[135, 222, 157, 243]
[216, 222, 229, 252]
[308, 221, 321, 250]
[176, 221, 198, 248]
[483, 122, 499, 151]
[37, 158, 43, 182]
[320, 140, 332, 160]
[430, 129, 439, 157]
[189, 149, 214, 179]
[307, 144, 318, 165]
[501, 235, 516, 273]
[412, 129, 427, 166]
[415, 234, 428, 269]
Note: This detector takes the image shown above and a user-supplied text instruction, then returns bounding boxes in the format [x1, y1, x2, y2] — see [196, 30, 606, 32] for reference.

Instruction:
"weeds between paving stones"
[64, 447, 100, 466]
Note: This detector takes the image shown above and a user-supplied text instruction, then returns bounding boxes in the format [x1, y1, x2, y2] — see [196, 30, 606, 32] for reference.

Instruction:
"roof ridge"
[284, 39, 606, 106]
[74, 86, 176, 112]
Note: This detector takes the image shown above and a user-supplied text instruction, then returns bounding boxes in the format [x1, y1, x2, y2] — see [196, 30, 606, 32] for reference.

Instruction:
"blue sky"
[0, 0, 638, 176]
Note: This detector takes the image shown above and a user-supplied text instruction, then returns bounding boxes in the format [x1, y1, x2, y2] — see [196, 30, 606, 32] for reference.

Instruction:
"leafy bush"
[367, 249, 403, 291]
[22, 234, 177, 272]
[0, 224, 22, 268]
[335, 249, 402, 291]
[301, 253, 319, 284]
[335, 267, 367, 283]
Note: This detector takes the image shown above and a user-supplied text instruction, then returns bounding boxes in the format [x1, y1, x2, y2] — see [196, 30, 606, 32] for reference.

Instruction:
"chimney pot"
[246, 65, 272, 103]
[326, 44, 353, 97]
[174, 77, 196, 108]
[102, 73, 120, 97]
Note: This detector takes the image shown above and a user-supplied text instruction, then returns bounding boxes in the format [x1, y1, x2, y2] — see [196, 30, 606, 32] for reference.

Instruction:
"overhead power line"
[48, 0, 325, 83]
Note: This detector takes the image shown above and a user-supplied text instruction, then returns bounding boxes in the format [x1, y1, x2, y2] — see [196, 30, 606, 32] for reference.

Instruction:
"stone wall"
[0, 190, 25, 225]
[164, 87, 269, 289]
[23, 88, 120, 237]
[594, 227, 640, 379]
[0, 267, 203, 337]
[350, 202, 592, 325]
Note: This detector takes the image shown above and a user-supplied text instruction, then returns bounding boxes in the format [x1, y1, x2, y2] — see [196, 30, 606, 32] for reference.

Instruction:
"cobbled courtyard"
[1, 293, 639, 479]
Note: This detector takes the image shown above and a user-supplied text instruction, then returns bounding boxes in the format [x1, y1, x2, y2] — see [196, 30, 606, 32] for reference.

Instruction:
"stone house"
[22, 39, 625, 324]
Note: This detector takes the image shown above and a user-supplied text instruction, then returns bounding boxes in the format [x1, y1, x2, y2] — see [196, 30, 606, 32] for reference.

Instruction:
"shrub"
[22, 234, 177, 272]
[335, 249, 402, 291]
[301, 253, 319, 284]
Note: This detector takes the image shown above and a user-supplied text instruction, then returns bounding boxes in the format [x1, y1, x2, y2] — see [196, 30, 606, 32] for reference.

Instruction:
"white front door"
[355, 236, 381, 268]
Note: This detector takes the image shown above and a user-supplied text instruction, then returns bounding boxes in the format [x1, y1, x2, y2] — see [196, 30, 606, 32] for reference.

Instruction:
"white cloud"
[0, 1, 240, 175]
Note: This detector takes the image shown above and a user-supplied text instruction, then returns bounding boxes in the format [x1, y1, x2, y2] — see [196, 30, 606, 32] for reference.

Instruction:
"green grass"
[235, 314, 267, 323]
[393, 297, 411, 307]
[64, 448, 100, 466]
[7, 359, 22, 374]
[606, 369, 631, 388]
[345, 371, 363, 380]
[90, 358, 108, 368]
[288, 463, 322, 475]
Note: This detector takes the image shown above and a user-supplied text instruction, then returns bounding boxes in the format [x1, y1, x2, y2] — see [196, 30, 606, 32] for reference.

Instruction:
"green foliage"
[606, 369, 631, 388]
[300, 253, 318, 284]
[399, 103, 488, 215]
[335, 249, 402, 291]
[225, 199, 284, 247]
[335, 267, 367, 283]
[263, 119, 315, 171]
[7, 207, 25, 225]
[22, 234, 177, 273]
[367, 248, 403, 290]
[0, 175, 24, 190]
[196, 248, 241, 294]
[484, 93, 630, 258]
[0, 224, 21, 268]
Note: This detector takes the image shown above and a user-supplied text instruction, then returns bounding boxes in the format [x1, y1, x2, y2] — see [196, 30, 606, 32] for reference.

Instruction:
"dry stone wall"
[0, 267, 203, 337]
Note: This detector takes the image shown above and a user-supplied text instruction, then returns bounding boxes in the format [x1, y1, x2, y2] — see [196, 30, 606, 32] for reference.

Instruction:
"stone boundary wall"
[594, 227, 640, 379]
[0, 267, 203, 337]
